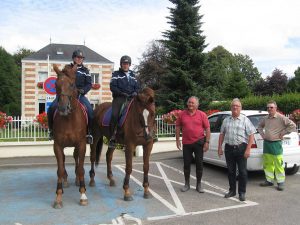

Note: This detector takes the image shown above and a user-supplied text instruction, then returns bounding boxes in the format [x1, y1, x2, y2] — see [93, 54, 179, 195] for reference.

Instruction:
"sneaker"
[277, 183, 284, 191]
[260, 181, 273, 187]
[86, 135, 93, 144]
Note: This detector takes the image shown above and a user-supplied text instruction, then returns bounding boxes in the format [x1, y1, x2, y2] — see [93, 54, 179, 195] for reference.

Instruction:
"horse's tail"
[95, 137, 103, 166]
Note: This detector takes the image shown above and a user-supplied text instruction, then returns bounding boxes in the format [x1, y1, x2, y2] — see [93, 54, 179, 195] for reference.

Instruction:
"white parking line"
[156, 162, 185, 215]
[116, 162, 259, 222]
[115, 165, 180, 214]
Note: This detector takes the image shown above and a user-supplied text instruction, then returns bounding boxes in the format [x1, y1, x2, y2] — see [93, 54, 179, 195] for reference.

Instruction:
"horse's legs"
[123, 146, 133, 201]
[106, 146, 116, 186]
[53, 144, 65, 209]
[77, 142, 88, 206]
[62, 153, 69, 188]
[73, 148, 80, 186]
[143, 142, 153, 199]
[89, 135, 100, 187]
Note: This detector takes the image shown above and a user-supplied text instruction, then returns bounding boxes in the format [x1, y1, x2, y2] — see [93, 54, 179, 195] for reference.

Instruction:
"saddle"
[102, 99, 134, 127]
[53, 99, 88, 125]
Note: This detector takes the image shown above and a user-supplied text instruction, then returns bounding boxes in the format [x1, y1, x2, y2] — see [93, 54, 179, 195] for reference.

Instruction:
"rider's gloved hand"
[131, 92, 137, 97]
[78, 89, 85, 94]
[121, 92, 129, 98]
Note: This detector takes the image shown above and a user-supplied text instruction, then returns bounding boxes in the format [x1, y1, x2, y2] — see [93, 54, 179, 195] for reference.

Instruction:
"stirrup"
[48, 130, 54, 140]
[86, 135, 93, 144]
[108, 138, 116, 149]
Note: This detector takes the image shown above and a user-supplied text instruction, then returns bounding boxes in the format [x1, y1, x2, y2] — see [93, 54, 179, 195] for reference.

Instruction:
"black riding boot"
[196, 170, 204, 193]
[181, 170, 190, 192]
[196, 179, 204, 193]
[108, 123, 117, 149]
[86, 122, 93, 144]
[47, 108, 54, 140]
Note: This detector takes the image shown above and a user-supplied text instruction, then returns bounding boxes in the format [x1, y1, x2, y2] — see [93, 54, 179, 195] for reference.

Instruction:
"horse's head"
[135, 87, 156, 140]
[53, 64, 77, 116]
[137, 87, 155, 114]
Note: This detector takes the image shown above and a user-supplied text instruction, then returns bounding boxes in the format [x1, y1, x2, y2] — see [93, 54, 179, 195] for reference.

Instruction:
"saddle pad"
[53, 99, 88, 125]
[102, 99, 134, 127]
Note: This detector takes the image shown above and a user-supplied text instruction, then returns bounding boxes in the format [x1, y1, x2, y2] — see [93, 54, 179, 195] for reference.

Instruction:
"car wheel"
[285, 165, 299, 175]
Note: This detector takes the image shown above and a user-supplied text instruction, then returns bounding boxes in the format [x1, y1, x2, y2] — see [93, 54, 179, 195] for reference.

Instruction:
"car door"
[205, 113, 229, 167]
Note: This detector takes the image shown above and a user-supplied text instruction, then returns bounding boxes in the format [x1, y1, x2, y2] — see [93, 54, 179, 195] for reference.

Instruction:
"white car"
[204, 110, 300, 175]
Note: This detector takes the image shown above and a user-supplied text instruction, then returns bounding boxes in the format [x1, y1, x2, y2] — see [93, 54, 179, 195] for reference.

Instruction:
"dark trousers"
[110, 96, 126, 136]
[182, 139, 205, 182]
[224, 143, 248, 194]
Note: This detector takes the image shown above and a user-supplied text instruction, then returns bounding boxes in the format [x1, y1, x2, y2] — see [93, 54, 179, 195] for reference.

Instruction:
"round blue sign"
[43, 77, 57, 95]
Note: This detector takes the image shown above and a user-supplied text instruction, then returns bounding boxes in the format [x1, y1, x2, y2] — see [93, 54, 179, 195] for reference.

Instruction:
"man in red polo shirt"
[176, 96, 211, 193]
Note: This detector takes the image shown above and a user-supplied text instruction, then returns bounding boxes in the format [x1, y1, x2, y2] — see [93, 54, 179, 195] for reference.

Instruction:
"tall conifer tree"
[161, 0, 207, 112]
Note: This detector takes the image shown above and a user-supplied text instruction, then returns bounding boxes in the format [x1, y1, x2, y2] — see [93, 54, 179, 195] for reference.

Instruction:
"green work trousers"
[263, 140, 285, 184]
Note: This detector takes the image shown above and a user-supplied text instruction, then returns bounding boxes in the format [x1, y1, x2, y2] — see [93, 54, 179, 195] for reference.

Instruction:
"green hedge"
[207, 93, 300, 114]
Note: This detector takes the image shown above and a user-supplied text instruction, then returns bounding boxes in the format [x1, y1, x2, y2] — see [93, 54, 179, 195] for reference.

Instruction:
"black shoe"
[224, 191, 236, 198]
[260, 181, 273, 187]
[277, 183, 284, 191]
[239, 193, 246, 201]
[86, 135, 93, 144]
[181, 184, 190, 192]
[108, 139, 116, 149]
[196, 184, 205, 193]
[48, 130, 54, 140]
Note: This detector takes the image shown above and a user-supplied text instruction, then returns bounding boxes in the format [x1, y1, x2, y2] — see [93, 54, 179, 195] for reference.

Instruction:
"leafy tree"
[287, 66, 300, 92]
[223, 70, 250, 99]
[203, 46, 234, 98]
[266, 68, 288, 95]
[0, 47, 21, 116]
[254, 68, 288, 96]
[135, 40, 168, 92]
[233, 54, 261, 92]
[160, 0, 207, 112]
[13, 47, 35, 69]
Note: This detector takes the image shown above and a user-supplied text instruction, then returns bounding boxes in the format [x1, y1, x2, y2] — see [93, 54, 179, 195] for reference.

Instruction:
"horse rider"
[108, 55, 140, 148]
[47, 49, 94, 144]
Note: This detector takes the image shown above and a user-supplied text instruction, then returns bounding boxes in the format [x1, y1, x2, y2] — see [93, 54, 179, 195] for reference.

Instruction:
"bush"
[207, 93, 300, 114]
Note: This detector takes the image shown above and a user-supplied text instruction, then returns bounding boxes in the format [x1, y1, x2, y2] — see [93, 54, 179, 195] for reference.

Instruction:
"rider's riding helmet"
[72, 49, 85, 59]
[120, 55, 131, 66]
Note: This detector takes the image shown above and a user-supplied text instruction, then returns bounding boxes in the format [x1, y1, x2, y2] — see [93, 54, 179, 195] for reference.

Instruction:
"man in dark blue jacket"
[108, 55, 140, 148]
[47, 49, 94, 144]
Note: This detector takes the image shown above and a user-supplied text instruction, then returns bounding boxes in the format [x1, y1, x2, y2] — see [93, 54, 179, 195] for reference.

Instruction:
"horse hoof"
[124, 195, 133, 201]
[109, 180, 116, 187]
[63, 181, 69, 188]
[89, 180, 95, 187]
[53, 201, 63, 209]
[80, 199, 88, 206]
[144, 192, 152, 199]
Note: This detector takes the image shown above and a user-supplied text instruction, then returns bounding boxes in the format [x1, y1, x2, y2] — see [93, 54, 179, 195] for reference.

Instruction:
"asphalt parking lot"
[0, 150, 299, 225]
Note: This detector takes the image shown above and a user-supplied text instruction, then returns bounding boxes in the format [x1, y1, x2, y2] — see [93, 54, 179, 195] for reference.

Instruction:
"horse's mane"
[53, 64, 76, 80]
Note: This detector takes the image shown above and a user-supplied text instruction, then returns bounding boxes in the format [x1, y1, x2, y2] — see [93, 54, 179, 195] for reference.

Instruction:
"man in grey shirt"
[257, 100, 296, 191]
[218, 98, 256, 201]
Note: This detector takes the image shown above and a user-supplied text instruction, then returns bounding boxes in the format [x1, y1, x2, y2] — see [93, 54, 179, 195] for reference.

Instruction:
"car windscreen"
[247, 115, 267, 129]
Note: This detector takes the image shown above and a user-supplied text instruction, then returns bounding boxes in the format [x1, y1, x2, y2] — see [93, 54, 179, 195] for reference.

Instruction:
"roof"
[23, 43, 113, 64]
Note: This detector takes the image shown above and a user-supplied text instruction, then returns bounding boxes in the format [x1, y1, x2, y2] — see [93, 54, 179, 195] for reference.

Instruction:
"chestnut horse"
[89, 87, 156, 201]
[52, 65, 88, 208]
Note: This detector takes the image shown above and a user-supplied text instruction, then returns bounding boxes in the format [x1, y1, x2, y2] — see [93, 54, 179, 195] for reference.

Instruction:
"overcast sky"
[1, 0, 300, 78]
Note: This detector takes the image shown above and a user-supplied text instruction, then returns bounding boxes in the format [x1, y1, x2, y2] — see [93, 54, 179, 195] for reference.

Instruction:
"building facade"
[21, 43, 114, 117]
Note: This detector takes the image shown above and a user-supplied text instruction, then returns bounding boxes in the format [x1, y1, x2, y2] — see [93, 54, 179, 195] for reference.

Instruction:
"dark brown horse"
[89, 87, 156, 201]
[52, 65, 88, 208]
